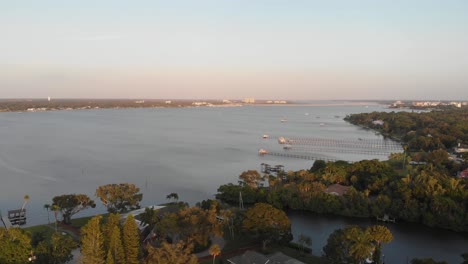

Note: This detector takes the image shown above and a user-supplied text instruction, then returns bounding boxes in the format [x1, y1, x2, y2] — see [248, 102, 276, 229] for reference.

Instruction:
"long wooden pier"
[262, 151, 338, 162]
[283, 146, 394, 156]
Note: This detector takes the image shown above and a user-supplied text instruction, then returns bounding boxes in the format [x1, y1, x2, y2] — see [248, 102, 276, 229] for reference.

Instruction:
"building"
[324, 184, 350, 196]
[243, 98, 255, 104]
[227, 251, 304, 264]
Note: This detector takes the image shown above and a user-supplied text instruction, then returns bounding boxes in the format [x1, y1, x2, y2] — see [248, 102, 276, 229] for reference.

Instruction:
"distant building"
[372, 120, 384, 126]
[165, 100, 172, 104]
[459, 169, 468, 178]
[135, 100, 145, 104]
[243, 98, 255, 104]
[227, 250, 304, 264]
[222, 99, 232, 104]
[324, 184, 350, 196]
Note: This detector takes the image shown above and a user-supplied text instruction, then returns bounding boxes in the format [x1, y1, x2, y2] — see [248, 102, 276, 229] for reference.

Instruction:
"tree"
[52, 194, 96, 224]
[462, 253, 468, 264]
[297, 234, 312, 253]
[51, 204, 60, 231]
[239, 170, 263, 188]
[122, 214, 141, 264]
[21, 195, 29, 213]
[242, 203, 292, 249]
[366, 225, 393, 264]
[35, 233, 77, 264]
[103, 213, 121, 251]
[144, 241, 197, 264]
[96, 183, 143, 213]
[209, 244, 221, 264]
[81, 215, 105, 264]
[106, 226, 125, 264]
[44, 204, 51, 224]
[410, 258, 448, 264]
[166, 192, 179, 202]
[0, 227, 32, 264]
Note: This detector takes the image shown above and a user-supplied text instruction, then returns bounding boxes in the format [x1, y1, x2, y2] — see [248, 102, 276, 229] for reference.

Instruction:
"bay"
[0, 102, 466, 263]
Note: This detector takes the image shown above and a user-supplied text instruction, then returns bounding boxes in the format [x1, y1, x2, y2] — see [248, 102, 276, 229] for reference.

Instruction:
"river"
[0, 102, 466, 262]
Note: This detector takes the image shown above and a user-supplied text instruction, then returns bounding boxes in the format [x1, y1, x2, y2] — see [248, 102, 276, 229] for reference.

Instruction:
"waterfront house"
[324, 184, 350, 196]
[227, 250, 304, 264]
[459, 168, 468, 178]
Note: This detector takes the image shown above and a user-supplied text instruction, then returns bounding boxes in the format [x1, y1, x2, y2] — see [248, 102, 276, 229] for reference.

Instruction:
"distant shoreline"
[0, 99, 388, 113]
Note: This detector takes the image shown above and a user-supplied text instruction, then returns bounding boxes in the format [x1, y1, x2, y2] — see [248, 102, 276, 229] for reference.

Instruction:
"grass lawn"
[24, 224, 55, 238]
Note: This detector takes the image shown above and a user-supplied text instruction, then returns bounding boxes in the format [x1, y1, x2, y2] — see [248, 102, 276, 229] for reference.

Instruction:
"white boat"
[278, 137, 287, 144]
[280, 118, 287, 123]
[258, 149, 268, 155]
[283, 144, 292, 150]
[262, 134, 269, 139]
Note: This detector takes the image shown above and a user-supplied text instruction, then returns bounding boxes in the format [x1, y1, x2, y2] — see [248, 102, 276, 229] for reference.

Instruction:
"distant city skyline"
[1, 1, 468, 100]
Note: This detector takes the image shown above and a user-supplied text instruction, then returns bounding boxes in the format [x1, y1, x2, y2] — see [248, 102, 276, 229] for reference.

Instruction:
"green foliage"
[0, 227, 32, 264]
[144, 241, 198, 264]
[81, 215, 105, 264]
[243, 203, 292, 249]
[410, 258, 448, 264]
[323, 225, 393, 263]
[122, 214, 141, 264]
[344, 108, 468, 152]
[35, 233, 77, 264]
[103, 213, 121, 251]
[209, 244, 221, 264]
[96, 183, 143, 213]
[52, 194, 96, 224]
[166, 192, 179, 202]
[216, 153, 468, 231]
[106, 226, 125, 264]
[462, 252, 468, 264]
[155, 203, 227, 247]
[239, 170, 263, 188]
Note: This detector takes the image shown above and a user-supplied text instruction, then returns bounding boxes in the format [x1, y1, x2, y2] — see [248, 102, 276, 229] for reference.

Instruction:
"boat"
[258, 149, 268, 155]
[262, 134, 269, 139]
[320, 123, 325, 126]
[283, 144, 292, 150]
[278, 137, 287, 144]
[280, 118, 287, 123]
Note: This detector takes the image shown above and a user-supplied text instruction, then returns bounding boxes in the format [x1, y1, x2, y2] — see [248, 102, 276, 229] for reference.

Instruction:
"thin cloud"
[70, 34, 123, 41]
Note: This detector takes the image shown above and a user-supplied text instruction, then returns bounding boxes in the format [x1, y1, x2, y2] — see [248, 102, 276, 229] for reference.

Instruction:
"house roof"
[227, 251, 304, 264]
[227, 250, 269, 264]
[460, 168, 468, 178]
[324, 184, 350, 196]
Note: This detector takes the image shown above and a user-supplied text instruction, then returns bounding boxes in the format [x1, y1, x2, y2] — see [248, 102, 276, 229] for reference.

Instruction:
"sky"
[1, 1, 468, 100]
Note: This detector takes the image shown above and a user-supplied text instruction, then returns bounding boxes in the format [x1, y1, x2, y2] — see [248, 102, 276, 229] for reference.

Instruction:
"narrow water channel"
[289, 211, 468, 264]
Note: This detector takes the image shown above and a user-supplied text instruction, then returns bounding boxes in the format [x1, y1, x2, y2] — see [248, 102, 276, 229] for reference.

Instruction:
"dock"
[377, 214, 396, 223]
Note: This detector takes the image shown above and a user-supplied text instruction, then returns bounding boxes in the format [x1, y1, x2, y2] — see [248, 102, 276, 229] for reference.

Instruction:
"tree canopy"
[0, 227, 32, 264]
[96, 183, 143, 213]
[144, 241, 197, 264]
[242, 203, 292, 249]
[52, 194, 96, 224]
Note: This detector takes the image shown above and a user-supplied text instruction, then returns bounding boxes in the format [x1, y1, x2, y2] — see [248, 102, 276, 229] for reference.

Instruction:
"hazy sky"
[1, 1, 468, 100]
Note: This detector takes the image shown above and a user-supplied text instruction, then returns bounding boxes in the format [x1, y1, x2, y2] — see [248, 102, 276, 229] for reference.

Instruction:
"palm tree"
[51, 204, 60, 231]
[44, 204, 51, 224]
[21, 195, 30, 212]
[209, 244, 221, 264]
[166, 193, 179, 203]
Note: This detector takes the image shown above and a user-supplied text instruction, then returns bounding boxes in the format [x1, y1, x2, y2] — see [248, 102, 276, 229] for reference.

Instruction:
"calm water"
[0, 103, 466, 263]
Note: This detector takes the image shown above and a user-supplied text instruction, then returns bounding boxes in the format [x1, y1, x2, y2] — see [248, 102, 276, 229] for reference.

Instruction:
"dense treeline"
[217, 158, 468, 232]
[344, 107, 468, 152]
[0, 99, 226, 112]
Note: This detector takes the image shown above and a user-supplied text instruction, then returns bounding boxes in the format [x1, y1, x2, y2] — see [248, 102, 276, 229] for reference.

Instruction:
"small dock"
[261, 150, 337, 162]
[7, 209, 27, 226]
[261, 163, 285, 174]
[377, 214, 396, 223]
